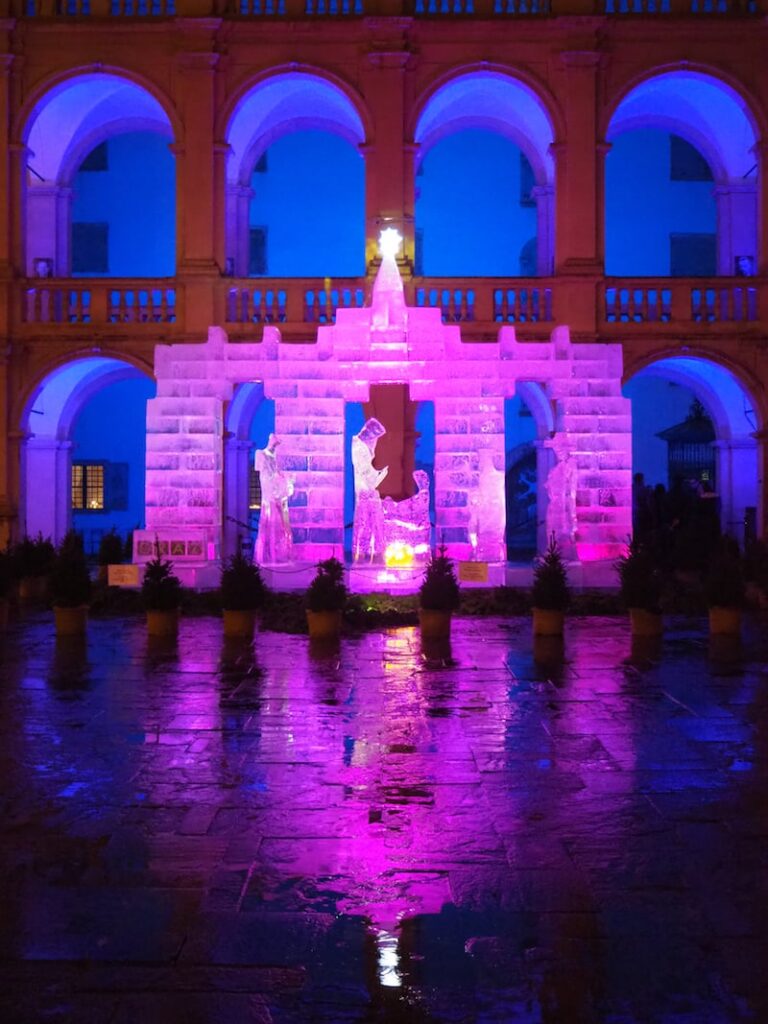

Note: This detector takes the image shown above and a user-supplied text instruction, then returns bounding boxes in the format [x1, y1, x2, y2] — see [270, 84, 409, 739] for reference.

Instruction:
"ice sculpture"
[352, 418, 389, 563]
[468, 449, 506, 561]
[544, 434, 577, 558]
[254, 433, 294, 564]
[382, 469, 431, 563]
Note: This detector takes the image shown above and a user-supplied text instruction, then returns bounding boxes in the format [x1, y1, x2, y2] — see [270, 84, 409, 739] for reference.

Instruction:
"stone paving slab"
[1, 611, 768, 1022]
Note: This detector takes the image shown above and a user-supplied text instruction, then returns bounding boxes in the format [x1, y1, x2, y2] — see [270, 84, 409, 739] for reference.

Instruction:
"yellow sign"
[458, 561, 489, 583]
[107, 564, 141, 588]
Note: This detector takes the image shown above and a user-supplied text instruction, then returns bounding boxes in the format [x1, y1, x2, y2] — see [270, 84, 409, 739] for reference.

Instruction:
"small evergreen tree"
[531, 534, 570, 611]
[306, 557, 347, 613]
[419, 546, 461, 613]
[50, 531, 92, 608]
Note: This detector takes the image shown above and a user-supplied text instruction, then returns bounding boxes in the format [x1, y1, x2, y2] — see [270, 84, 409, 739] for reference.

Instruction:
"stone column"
[361, 24, 414, 270]
[174, 32, 222, 331]
[714, 182, 758, 276]
[25, 183, 73, 275]
[552, 48, 604, 334]
[713, 437, 759, 544]
[23, 437, 72, 543]
[754, 139, 768, 276]
[531, 184, 555, 276]
[222, 436, 252, 558]
[225, 183, 254, 277]
[0, 348, 12, 546]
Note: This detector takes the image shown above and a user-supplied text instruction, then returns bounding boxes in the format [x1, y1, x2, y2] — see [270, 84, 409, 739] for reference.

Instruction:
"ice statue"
[544, 434, 577, 558]
[254, 433, 294, 564]
[352, 417, 388, 563]
[382, 468, 431, 561]
[468, 449, 506, 561]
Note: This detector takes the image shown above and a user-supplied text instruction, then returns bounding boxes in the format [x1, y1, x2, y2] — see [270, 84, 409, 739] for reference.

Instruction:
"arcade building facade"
[0, 0, 766, 568]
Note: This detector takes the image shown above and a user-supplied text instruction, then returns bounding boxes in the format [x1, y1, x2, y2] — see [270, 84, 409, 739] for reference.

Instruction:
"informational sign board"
[458, 561, 489, 584]
[107, 564, 141, 588]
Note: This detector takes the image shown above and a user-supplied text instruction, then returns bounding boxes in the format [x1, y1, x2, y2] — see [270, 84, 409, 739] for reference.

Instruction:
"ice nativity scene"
[115, 226, 639, 592]
[19, 220, 757, 596]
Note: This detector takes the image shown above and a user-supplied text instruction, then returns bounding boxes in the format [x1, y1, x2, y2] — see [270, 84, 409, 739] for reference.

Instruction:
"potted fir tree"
[142, 555, 183, 636]
[0, 547, 10, 629]
[12, 533, 55, 601]
[49, 531, 91, 635]
[616, 537, 664, 636]
[220, 551, 266, 638]
[305, 557, 347, 640]
[531, 534, 570, 636]
[418, 546, 461, 639]
[97, 528, 125, 584]
[705, 539, 745, 636]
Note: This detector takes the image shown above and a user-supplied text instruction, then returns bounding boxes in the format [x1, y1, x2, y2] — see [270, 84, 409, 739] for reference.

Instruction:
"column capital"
[559, 49, 602, 70]
[176, 50, 220, 72]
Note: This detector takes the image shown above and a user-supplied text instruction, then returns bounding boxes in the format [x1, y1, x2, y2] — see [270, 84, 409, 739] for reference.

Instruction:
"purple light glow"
[144, 247, 633, 569]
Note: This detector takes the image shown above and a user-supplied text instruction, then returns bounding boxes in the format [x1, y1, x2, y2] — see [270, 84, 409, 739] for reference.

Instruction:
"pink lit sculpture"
[139, 230, 633, 578]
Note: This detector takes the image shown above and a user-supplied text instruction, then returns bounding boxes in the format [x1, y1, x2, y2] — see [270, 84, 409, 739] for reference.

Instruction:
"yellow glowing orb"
[385, 541, 414, 568]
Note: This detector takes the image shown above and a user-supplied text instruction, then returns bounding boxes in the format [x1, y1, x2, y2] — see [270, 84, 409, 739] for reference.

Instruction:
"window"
[79, 142, 108, 173]
[72, 463, 104, 511]
[519, 237, 537, 276]
[249, 461, 262, 510]
[71, 462, 128, 511]
[670, 135, 713, 183]
[670, 233, 717, 277]
[414, 229, 424, 276]
[249, 227, 268, 276]
[72, 222, 109, 274]
[254, 152, 268, 173]
[520, 152, 535, 207]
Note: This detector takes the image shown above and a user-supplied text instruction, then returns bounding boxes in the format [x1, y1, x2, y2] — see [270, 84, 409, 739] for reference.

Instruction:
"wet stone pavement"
[0, 613, 767, 1023]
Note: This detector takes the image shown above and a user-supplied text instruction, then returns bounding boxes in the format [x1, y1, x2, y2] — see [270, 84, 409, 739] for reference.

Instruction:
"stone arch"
[21, 71, 176, 276]
[222, 381, 272, 558]
[623, 353, 761, 544]
[19, 355, 154, 544]
[605, 70, 759, 276]
[413, 69, 557, 276]
[223, 69, 367, 276]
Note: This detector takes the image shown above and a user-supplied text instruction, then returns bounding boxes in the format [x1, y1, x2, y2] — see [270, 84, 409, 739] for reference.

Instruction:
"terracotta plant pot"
[306, 609, 343, 640]
[708, 606, 742, 636]
[54, 605, 88, 635]
[222, 608, 256, 638]
[419, 608, 452, 639]
[532, 608, 564, 636]
[629, 608, 663, 637]
[146, 608, 180, 637]
[19, 575, 47, 602]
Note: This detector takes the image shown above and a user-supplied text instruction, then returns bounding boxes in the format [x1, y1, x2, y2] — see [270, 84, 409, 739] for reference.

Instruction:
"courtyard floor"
[0, 612, 767, 1023]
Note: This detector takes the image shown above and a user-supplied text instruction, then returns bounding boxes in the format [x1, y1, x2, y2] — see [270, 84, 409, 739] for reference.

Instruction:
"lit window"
[72, 463, 104, 511]
[249, 463, 262, 510]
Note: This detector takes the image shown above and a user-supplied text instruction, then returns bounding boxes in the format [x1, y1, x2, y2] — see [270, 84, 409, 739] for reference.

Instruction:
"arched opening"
[415, 130, 538, 276]
[505, 382, 553, 560]
[20, 356, 155, 548]
[223, 382, 276, 559]
[414, 71, 556, 277]
[23, 73, 175, 278]
[606, 72, 758, 277]
[247, 131, 364, 277]
[225, 73, 366, 277]
[624, 355, 760, 563]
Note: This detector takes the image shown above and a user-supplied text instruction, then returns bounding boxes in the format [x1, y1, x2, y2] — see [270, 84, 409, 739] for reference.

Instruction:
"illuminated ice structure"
[138, 230, 632, 586]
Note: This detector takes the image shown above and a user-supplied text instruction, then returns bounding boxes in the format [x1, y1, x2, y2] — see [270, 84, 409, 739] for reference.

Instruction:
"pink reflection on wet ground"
[1, 612, 767, 1021]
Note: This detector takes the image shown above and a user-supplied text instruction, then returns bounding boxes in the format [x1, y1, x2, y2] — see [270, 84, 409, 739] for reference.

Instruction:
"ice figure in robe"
[469, 449, 506, 561]
[254, 433, 294, 564]
[544, 433, 577, 558]
[352, 417, 389, 563]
